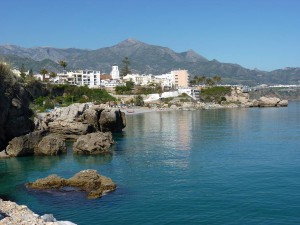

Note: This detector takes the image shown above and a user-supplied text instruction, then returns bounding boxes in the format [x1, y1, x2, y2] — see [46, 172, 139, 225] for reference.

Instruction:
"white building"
[122, 70, 189, 89]
[56, 70, 101, 88]
[100, 79, 124, 88]
[110, 64, 120, 80]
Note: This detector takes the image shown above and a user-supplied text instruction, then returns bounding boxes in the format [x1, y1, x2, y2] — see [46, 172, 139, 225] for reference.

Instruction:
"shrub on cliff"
[200, 86, 231, 103]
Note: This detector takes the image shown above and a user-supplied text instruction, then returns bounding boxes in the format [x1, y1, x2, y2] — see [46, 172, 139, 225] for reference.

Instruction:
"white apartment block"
[123, 74, 152, 86]
[56, 70, 101, 88]
[122, 70, 189, 89]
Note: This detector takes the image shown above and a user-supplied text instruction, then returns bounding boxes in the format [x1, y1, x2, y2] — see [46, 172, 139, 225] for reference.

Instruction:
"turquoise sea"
[1, 102, 300, 225]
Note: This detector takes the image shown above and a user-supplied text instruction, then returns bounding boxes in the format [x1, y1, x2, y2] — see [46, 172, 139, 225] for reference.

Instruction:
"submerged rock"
[73, 132, 114, 155]
[26, 169, 116, 199]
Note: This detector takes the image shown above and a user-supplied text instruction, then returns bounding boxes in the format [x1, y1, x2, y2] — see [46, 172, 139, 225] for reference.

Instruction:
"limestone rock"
[0, 199, 76, 224]
[37, 103, 126, 137]
[46, 103, 90, 122]
[83, 108, 100, 131]
[258, 96, 281, 107]
[36, 134, 67, 156]
[5, 131, 45, 157]
[278, 99, 288, 107]
[34, 117, 49, 131]
[225, 87, 250, 104]
[27, 174, 67, 189]
[48, 121, 93, 138]
[99, 109, 126, 132]
[26, 169, 116, 199]
[73, 132, 113, 155]
[0, 150, 10, 159]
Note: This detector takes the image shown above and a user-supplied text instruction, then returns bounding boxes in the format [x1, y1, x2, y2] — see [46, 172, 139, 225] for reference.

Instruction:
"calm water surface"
[1, 102, 300, 225]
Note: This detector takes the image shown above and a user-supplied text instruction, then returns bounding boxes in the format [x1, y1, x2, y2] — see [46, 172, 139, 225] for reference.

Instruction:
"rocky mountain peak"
[116, 38, 144, 47]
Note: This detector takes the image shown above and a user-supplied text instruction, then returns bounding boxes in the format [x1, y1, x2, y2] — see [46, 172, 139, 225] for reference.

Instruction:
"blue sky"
[1, 0, 300, 71]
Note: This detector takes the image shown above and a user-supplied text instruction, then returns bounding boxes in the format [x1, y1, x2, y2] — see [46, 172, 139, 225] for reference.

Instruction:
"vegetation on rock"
[200, 86, 231, 103]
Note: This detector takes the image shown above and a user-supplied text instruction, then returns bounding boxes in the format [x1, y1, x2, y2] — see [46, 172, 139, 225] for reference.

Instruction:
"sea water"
[0, 102, 300, 225]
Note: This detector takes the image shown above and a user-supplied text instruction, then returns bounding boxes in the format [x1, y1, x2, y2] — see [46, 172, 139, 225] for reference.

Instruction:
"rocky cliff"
[0, 63, 34, 150]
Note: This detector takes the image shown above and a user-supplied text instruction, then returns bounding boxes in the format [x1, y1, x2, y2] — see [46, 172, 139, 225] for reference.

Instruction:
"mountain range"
[0, 38, 299, 85]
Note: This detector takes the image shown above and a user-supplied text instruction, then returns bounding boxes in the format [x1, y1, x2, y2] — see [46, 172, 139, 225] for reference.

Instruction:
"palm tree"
[212, 76, 222, 84]
[58, 60, 67, 72]
[205, 78, 215, 86]
[50, 72, 57, 78]
[40, 68, 48, 81]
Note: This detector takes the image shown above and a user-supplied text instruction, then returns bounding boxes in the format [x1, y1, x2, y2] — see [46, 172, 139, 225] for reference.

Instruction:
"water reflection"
[73, 154, 113, 166]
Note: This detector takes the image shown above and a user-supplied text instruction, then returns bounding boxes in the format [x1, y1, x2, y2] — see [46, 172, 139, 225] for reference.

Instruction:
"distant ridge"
[0, 38, 299, 85]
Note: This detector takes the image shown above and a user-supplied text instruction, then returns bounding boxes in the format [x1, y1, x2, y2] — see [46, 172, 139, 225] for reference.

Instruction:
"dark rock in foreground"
[26, 169, 116, 199]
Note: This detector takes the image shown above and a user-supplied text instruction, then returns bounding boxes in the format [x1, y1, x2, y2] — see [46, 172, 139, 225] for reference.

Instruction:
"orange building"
[171, 70, 189, 88]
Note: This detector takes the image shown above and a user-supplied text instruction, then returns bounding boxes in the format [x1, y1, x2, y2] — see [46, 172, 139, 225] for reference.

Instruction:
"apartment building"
[171, 70, 189, 88]
[56, 70, 101, 88]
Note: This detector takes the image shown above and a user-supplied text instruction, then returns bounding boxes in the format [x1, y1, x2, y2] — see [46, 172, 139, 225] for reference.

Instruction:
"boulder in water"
[26, 169, 116, 199]
[73, 132, 113, 155]
[36, 134, 67, 156]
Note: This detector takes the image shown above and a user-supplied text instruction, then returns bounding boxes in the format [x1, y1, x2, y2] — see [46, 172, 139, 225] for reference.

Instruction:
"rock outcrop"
[36, 134, 67, 156]
[5, 131, 45, 157]
[0, 198, 76, 224]
[225, 87, 288, 107]
[0, 63, 34, 150]
[48, 121, 93, 138]
[36, 103, 126, 139]
[98, 108, 126, 132]
[257, 96, 288, 107]
[3, 131, 67, 157]
[26, 169, 116, 199]
[73, 132, 113, 155]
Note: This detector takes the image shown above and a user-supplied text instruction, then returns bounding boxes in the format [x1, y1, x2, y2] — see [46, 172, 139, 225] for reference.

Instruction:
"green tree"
[212, 76, 222, 84]
[134, 95, 144, 106]
[58, 60, 68, 71]
[40, 68, 48, 82]
[50, 72, 57, 79]
[205, 78, 216, 86]
[120, 57, 131, 77]
[191, 75, 206, 85]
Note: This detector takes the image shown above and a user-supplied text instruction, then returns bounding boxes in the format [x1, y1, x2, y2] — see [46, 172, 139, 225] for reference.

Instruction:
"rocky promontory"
[0, 199, 76, 225]
[1, 103, 126, 158]
[26, 169, 116, 199]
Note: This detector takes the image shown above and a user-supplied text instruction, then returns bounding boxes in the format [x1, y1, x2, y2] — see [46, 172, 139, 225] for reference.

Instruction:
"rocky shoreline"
[0, 198, 76, 225]
[0, 103, 126, 158]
